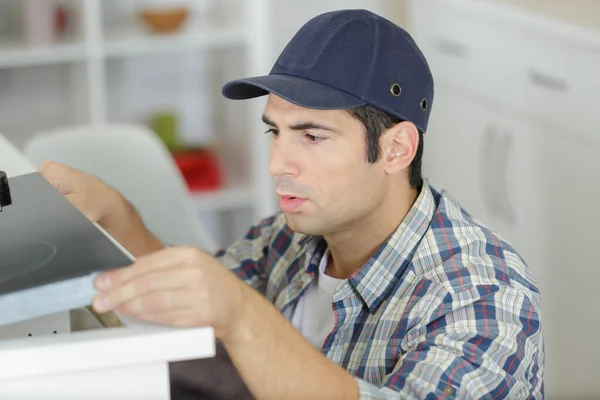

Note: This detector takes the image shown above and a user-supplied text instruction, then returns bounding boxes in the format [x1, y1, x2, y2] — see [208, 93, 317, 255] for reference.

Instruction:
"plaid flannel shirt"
[215, 182, 544, 399]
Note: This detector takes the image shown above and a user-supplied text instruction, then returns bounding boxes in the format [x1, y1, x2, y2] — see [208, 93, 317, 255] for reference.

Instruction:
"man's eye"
[305, 134, 325, 143]
[265, 128, 279, 137]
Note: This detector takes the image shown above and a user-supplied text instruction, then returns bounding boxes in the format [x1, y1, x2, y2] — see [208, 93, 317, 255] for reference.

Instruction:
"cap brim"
[221, 74, 366, 110]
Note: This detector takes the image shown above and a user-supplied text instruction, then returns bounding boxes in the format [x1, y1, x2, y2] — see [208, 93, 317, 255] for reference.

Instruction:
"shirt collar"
[347, 183, 437, 312]
[295, 183, 437, 312]
[298, 234, 326, 276]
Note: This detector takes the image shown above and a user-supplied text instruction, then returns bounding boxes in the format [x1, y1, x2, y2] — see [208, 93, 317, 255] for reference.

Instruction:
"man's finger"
[95, 246, 207, 290]
[38, 160, 58, 176]
[112, 290, 199, 317]
[92, 266, 201, 312]
[38, 161, 74, 195]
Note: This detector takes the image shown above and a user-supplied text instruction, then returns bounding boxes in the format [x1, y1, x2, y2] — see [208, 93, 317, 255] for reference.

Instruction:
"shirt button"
[295, 281, 303, 290]
[443, 386, 454, 396]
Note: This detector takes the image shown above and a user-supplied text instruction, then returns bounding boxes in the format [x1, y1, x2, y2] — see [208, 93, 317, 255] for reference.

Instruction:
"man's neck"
[323, 187, 419, 280]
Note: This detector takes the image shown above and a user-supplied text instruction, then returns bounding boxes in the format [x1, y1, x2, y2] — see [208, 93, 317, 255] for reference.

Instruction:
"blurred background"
[0, 0, 599, 398]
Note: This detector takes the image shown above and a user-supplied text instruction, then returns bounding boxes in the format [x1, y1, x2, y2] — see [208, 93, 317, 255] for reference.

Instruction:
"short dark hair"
[346, 105, 424, 190]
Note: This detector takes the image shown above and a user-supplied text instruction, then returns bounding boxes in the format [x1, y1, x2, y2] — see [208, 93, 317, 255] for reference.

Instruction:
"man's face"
[264, 95, 388, 236]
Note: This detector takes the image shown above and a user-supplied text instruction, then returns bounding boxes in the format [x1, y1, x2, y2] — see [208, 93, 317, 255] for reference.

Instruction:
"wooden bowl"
[139, 8, 189, 33]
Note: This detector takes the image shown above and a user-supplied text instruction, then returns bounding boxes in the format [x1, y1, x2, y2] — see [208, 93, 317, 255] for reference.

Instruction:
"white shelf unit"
[103, 27, 247, 58]
[0, 39, 86, 68]
[0, 0, 277, 249]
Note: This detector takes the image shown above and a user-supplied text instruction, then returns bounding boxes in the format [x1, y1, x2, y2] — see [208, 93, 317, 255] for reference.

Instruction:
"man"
[40, 9, 543, 399]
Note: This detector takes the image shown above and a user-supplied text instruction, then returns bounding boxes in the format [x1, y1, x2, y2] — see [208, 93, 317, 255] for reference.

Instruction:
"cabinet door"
[537, 131, 600, 398]
[516, 28, 600, 396]
[422, 83, 542, 273]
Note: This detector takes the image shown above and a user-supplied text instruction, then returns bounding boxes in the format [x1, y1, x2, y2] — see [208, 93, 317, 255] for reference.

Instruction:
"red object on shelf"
[54, 5, 68, 36]
[172, 148, 222, 192]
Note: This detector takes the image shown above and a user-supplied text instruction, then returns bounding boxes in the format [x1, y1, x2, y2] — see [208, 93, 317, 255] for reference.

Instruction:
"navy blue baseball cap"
[222, 9, 434, 133]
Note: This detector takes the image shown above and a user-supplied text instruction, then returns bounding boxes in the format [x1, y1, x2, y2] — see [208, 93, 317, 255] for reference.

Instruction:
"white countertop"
[0, 320, 215, 381]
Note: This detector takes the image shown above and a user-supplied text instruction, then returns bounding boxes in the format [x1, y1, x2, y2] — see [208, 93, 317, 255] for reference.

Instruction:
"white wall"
[486, 0, 600, 31]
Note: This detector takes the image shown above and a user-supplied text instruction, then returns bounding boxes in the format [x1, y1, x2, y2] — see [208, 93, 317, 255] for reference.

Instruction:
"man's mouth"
[278, 195, 306, 213]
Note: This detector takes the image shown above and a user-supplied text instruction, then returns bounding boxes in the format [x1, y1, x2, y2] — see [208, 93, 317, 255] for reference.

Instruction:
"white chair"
[22, 123, 218, 254]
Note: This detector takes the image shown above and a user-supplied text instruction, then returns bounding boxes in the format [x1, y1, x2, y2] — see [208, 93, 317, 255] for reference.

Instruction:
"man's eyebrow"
[261, 114, 340, 133]
[262, 114, 276, 127]
[289, 122, 340, 133]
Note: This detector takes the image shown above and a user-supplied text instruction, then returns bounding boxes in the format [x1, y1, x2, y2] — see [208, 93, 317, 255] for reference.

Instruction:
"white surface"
[0, 362, 170, 400]
[22, 123, 218, 253]
[0, 322, 215, 381]
[410, 0, 600, 397]
[0, 311, 71, 341]
[0, 132, 216, 398]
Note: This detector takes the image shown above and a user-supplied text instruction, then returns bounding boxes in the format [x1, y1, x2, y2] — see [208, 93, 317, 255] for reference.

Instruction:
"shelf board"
[0, 38, 87, 69]
[104, 26, 246, 58]
[190, 185, 257, 212]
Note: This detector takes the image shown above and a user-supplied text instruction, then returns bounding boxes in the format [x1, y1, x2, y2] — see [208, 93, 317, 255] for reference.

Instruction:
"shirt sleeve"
[353, 283, 543, 399]
[213, 213, 280, 294]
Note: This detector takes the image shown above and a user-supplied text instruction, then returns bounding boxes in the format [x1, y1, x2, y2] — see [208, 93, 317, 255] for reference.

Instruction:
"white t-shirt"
[289, 250, 344, 349]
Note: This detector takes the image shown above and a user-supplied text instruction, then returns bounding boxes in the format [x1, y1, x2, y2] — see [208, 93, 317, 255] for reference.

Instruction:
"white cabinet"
[536, 130, 600, 397]
[423, 83, 543, 276]
[518, 11, 600, 398]
[410, 0, 600, 397]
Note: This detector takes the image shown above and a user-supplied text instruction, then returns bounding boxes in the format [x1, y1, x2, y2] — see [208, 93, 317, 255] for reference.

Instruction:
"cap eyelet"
[390, 83, 402, 97]
[420, 98, 428, 111]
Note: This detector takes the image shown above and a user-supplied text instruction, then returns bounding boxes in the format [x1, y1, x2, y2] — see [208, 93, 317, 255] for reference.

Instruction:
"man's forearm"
[221, 286, 360, 400]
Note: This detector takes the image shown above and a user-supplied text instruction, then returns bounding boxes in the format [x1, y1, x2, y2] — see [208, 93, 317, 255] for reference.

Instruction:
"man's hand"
[91, 246, 359, 400]
[38, 161, 164, 257]
[39, 161, 122, 226]
[91, 246, 248, 339]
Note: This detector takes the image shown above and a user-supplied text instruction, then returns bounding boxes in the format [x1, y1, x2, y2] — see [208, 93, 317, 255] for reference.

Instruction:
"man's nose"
[268, 133, 300, 177]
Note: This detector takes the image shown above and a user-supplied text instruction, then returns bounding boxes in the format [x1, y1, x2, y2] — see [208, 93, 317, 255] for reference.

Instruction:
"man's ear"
[381, 121, 419, 175]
